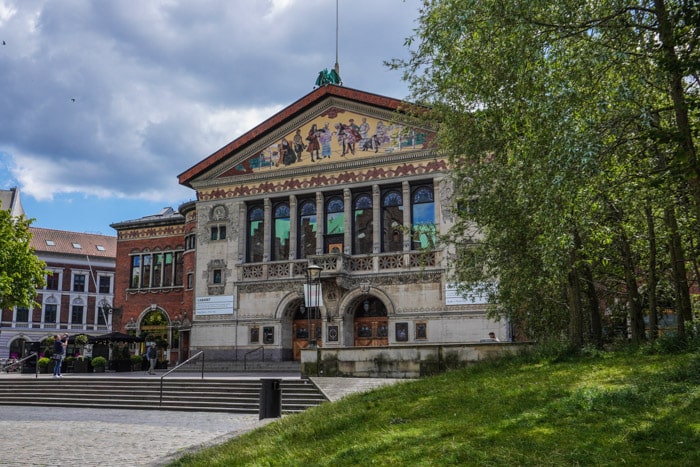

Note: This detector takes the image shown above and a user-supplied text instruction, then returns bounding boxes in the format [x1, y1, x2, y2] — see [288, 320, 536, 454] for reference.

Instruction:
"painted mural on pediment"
[223, 108, 431, 177]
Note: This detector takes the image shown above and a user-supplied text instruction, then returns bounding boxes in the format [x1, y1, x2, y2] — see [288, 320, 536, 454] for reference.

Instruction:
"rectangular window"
[46, 273, 60, 290]
[98, 276, 111, 294]
[73, 274, 86, 292]
[15, 307, 29, 322]
[187, 272, 193, 290]
[174, 252, 184, 286]
[97, 307, 108, 326]
[142, 254, 151, 288]
[71, 305, 84, 325]
[212, 269, 222, 284]
[163, 252, 173, 287]
[211, 225, 226, 240]
[152, 253, 163, 287]
[44, 304, 57, 324]
[131, 256, 141, 288]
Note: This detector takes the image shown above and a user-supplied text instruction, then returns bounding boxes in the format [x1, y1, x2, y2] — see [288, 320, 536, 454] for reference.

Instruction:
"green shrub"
[38, 357, 50, 368]
[130, 355, 143, 364]
[91, 356, 107, 367]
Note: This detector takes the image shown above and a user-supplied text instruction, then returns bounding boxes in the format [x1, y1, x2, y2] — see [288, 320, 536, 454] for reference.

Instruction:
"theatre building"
[113, 85, 505, 365]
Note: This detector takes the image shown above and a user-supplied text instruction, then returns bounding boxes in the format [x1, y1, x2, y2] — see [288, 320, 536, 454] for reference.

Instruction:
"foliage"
[130, 355, 143, 364]
[37, 357, 50, 368]
[73, 334, 89, 346]
[390, 0, 700, 348]
[0, 209, 46, 310]
[168, 350, 700, 466]
[90, 356, 107, 368]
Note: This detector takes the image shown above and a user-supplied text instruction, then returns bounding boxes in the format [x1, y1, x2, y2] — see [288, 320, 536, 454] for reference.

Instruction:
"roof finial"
[313, 0, 342, 88]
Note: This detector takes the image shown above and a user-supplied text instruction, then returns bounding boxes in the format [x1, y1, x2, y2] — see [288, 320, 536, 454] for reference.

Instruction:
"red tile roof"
[29, 227, 117, 258]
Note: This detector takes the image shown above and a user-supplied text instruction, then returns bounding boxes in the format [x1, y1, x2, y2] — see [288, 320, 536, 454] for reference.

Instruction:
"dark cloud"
[0, 0, 421, 203]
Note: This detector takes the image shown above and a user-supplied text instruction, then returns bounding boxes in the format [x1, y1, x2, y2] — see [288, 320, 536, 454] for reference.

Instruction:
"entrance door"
[292, 306, 322, 360]
[353, 297, 388, 347]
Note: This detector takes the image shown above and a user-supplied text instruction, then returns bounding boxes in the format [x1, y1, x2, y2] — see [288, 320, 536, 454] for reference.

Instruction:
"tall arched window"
[411, 185, 436, 249]
[325, 195, 344, 254]
[247, 206, 264, 263]
[272, 202, 290, 261]
[382, 189, 403, 252]
[298, 199, 317, 259]
[353, 193, 373, 254]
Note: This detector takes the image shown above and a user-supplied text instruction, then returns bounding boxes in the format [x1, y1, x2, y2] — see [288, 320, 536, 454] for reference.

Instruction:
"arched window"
[272, 202, 290, 261]
[353, 193, 373, 254]
[411, 185, 435, 249]
[325, 195, 344, 254]
[382, 190, 403, 252]
[247, 206, 264, 263]
[298, 199, 317, 259]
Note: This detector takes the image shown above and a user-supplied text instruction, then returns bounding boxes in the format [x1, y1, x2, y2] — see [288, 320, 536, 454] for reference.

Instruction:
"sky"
[0, 0, 423, 236]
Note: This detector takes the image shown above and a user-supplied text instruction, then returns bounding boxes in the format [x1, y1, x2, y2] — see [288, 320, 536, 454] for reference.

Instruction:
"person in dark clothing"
[52, 334, 67, 378]
[146, 343, 158, 375]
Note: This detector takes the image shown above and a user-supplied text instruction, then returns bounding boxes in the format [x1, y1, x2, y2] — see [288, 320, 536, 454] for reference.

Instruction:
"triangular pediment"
[179, 86, 436, 189]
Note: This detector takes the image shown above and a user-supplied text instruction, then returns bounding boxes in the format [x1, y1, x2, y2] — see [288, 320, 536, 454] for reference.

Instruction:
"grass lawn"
[169, 350, 700, 466]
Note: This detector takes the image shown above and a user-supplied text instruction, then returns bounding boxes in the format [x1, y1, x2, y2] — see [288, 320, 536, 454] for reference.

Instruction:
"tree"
[393, 0, 699, 346]
[0, 209, 46, 310]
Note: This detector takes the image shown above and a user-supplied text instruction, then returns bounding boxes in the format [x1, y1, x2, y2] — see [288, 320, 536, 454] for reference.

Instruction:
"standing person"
[146, 343, 157, 375]
[52, 334, 67, 378]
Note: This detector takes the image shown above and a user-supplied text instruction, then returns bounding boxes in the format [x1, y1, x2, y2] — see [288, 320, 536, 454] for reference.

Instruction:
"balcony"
[237, 250, 439, 283]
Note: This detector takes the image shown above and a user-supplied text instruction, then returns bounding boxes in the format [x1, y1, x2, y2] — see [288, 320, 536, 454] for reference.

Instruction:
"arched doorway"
[353, 297, 388, 347]
[292, 302, 322, 360]
[139, 307, 173, 367]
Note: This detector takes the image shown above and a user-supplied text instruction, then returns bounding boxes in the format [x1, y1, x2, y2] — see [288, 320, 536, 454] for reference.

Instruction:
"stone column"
[289, 195, 298, 260]
[316, 192, 324, 255]
[402, 181, 411, 252]
[263, 198, 271, 262]
[372, 184, 381, 254]
[343, 188, 352, 255]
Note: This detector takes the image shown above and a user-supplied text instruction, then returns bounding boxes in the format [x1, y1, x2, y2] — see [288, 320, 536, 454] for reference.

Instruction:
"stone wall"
[300, 342, 532, 378]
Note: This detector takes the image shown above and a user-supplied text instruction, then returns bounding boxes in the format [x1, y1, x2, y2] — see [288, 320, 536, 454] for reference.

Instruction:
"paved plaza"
[0, 373, 405, 466]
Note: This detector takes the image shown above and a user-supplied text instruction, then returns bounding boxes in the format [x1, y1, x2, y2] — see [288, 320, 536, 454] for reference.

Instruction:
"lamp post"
[306, 263, 322, 347]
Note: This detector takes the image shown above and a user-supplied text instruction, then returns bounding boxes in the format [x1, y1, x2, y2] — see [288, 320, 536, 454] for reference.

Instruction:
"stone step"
[0, 377, 326, 414]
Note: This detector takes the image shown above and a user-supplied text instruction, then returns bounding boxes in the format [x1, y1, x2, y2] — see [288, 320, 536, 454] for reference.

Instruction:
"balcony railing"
[237, 250, 439, 282]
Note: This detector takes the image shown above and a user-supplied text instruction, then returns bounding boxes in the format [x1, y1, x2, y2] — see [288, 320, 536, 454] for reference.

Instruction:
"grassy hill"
[169, 348, 700, 466]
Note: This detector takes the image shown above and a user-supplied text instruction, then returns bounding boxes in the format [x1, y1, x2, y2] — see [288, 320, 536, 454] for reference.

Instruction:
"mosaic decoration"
[224, 108, 430, 176]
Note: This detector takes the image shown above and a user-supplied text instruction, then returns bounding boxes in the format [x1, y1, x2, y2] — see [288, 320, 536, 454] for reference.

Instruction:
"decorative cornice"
[117, 224, 185, 241]
[197, 159, 448, 201]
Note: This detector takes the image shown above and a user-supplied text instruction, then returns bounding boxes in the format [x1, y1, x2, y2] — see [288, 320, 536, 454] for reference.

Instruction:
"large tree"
[394, 0, 699, 346]
[0, 209, 46, 310]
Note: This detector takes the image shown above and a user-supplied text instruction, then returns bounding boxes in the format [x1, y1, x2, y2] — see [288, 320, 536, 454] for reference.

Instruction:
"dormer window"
[72, 243, 82, 249]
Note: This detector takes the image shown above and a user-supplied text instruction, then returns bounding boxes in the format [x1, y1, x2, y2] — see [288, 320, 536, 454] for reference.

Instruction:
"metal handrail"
[159, 351, 204, 406]
[2, 353, 39, 378]
[244, 346, 264, 370]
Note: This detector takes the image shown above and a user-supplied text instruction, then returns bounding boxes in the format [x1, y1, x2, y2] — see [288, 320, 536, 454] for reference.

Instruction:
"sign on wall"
[195, 295, 235, 316]
[445, 283, 489, 305]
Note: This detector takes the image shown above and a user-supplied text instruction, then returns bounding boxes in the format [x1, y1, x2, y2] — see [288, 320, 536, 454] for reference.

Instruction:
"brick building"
[0, 226, 116, 361]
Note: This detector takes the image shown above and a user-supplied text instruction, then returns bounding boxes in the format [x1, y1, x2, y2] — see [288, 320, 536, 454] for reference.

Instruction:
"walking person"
[146, 343, 157, 375]
[52, 334, 67, 378]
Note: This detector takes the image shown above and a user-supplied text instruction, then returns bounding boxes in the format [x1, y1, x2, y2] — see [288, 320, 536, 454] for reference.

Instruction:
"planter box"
[109, 360, 132, 372]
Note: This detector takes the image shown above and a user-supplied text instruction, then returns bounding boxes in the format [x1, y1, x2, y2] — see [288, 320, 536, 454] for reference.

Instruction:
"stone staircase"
[0, 377, 327, 414]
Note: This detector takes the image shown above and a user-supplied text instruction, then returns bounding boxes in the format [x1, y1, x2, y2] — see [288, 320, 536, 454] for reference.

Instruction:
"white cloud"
[0, 0, 421, 226]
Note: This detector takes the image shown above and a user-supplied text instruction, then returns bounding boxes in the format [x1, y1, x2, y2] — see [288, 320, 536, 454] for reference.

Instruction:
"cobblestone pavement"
[0, 375, 406, 466]
[0, 406, 271, 466]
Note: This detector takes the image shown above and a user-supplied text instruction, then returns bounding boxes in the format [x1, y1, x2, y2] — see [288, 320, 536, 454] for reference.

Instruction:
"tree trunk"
[664, 205, 690, 339]
[567, 248, 584, 349]
[617, 227, 646, 343]
[645, 204, 659, 340]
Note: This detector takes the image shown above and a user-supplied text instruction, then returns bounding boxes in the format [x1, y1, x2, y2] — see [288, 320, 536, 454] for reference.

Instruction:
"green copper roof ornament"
[314, 68, 342, 88]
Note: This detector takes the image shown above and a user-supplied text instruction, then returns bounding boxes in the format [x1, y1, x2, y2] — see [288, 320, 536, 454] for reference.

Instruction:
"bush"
[91, 356, 107, 368]
[74, 334, 89, 346]
[38, 357, 50, 369]
[130, 355, 143, 365]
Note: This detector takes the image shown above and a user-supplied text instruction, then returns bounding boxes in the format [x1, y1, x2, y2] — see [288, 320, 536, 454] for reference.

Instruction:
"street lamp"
[306, 263, 322, 347]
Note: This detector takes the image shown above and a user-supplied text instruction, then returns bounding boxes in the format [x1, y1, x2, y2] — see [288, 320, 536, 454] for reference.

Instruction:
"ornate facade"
[112, 85, 505, 364]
